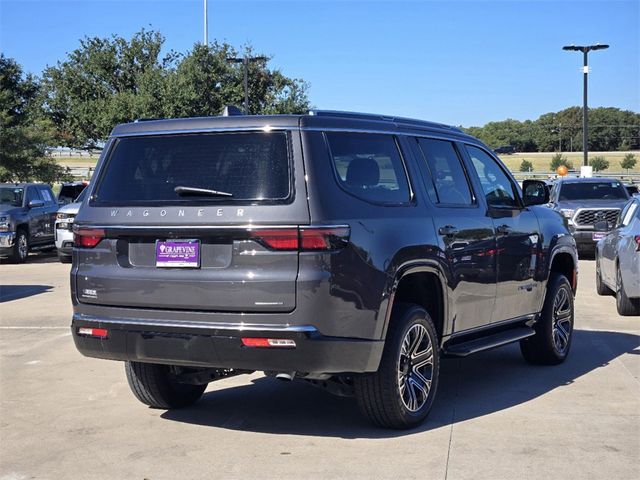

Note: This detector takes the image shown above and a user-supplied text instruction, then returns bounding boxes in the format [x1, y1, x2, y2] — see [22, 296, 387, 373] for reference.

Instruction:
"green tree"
[0, 55, 65, 182]
[519, 159, 533, 172]
[589, 155, 609, 172]
[550, 153, 573, 172]
[41, 30, 311, 147]
[621, 153, 637, 172]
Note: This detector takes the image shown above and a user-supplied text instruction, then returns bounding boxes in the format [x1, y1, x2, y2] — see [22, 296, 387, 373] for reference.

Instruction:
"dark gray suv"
[71, 110, 578, 428]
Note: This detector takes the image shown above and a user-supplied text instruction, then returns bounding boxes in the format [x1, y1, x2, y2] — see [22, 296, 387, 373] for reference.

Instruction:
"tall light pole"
[203, 0, 208, 46]
[562, 43, 609, 167]
[227, 56, 268, 114]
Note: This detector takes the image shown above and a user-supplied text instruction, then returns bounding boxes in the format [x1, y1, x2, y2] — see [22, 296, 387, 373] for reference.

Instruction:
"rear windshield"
[93, 132, 291, 205]
[559, 181, 628, 201]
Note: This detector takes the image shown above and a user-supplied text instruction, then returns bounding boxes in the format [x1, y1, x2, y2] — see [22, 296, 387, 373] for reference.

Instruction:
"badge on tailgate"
[155, 240, 200, 268]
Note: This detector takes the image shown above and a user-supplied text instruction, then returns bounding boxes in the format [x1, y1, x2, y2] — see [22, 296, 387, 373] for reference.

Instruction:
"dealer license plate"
[155, 240, 200, 268]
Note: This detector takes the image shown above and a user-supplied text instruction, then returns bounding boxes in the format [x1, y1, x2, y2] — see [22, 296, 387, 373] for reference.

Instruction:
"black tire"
[615, 264, 640, 316]
[520, 273, 574, 365]
[595, 258, 614, 296]
[125, 361, 206, 409]
[354, 303, 439, 429]
[8, 229, 29, 263]
[58, 252, 72, 264]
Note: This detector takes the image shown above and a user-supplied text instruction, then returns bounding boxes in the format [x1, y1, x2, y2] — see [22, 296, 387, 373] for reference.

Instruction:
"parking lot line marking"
[0, 326, 69, 329]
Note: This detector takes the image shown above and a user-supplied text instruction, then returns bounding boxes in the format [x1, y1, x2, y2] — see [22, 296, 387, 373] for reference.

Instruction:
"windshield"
[0, 187, 24, 207]
[93, 132, 291, 205]
[75, 187, 88, 203]
[559, 181, 628, 201]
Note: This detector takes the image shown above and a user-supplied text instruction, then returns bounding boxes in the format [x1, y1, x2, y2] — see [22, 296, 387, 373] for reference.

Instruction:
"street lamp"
[227, 56, 268, 114]
[562, 43, 609, 167]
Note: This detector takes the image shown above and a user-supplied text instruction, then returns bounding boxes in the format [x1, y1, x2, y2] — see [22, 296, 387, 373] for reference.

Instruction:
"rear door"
[411, 137, 497, 332]
[25, 186, 46, 244]
[37, 185, 57, 241]
[74, 129, 309, 313]
[463, 144, 542, 322]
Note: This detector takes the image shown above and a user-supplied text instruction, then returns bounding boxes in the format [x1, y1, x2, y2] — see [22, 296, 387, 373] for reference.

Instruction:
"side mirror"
[593, 220, 610, 232]
[522, 180, 549, 206]
[28, 199, 45, 209]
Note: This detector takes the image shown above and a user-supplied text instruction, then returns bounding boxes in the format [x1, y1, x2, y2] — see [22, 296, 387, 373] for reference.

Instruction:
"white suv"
[55, 187, 87, 263]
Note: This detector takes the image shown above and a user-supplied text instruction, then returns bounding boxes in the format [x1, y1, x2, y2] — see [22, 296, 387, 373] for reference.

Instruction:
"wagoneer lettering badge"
[109, 208, 246, 218]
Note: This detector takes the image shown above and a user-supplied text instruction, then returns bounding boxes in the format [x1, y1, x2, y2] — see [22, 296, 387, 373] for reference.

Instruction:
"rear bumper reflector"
[78, 327, 108, 338]
[241, 337, 296, 348]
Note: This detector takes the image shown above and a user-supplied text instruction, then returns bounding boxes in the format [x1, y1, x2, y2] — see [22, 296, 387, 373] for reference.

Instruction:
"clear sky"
[0, 0, 638, 126]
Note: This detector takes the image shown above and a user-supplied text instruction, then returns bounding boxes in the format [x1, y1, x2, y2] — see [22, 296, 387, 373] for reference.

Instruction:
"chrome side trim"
[73, 313, 318, 333]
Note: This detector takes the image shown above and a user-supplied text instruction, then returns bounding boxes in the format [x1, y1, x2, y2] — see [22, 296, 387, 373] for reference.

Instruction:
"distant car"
[58, 181, 88, 205]
[55, 187, 87, 263]
[595, 197, 640, 316]
[548, 177, 630, 256]
[0, 183, 58, 262]
[494, 145, 516, 154]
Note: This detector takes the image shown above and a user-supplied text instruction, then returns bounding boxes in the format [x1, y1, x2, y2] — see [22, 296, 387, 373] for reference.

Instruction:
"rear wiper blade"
[174, 186, 233, 197]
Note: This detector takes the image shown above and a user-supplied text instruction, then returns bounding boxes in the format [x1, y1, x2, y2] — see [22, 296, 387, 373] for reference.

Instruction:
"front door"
[463, 145, 542, 322]
[411, 137, 497, 332]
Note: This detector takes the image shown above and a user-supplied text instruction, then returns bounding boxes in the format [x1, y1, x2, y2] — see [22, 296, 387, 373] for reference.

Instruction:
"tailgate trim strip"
[73, 313, 317, 333]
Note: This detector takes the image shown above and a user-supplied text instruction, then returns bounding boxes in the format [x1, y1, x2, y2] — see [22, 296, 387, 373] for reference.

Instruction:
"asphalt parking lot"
[0, 255, 638, 480]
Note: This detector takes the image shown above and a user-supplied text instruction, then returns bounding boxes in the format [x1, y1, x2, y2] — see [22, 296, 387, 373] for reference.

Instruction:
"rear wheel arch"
[383, 265, 448, 343]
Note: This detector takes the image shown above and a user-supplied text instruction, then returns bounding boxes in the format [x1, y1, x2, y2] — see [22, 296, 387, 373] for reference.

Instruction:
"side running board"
[443, 327, 536, 357]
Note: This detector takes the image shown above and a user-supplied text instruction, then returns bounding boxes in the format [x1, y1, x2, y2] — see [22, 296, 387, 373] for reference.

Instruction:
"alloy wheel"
[398, 324, 434, 412]
[552, 286, 572, 354]
[18, 234, 28, 260]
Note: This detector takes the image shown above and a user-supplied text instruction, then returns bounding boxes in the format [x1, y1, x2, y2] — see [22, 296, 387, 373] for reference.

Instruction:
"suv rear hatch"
[74, 129, 310, 313]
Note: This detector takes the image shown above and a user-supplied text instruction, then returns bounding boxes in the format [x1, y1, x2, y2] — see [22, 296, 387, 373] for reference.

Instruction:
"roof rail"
[308, 109, 463, 133]
[133, 118, 163, 123]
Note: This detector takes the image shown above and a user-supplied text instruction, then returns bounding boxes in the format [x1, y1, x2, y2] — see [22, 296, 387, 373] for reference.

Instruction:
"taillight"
[635, 235, 640, 251]
[249, 229, 299, 250]
[249, 226, 350, 251]
[300, 227, 350, 250]
[73, 227, 105, 248]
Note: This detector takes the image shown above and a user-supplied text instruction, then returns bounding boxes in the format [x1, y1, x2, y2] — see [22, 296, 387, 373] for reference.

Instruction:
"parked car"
[547, 177, 630, 256]
[58, 181, 88, 205]
[595, 197, 640, 316]
[55, 186, 87, 263]
[625, 184, 639, 198]
[0, 183, 58, 262]
[71, 110, 578, 429]
[494, 145, 515, 154]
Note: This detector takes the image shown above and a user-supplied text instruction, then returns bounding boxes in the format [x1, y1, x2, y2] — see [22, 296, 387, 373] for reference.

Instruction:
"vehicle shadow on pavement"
[161, 329, 639, 438]
[0, 251, 58, 265]
[0, 284, 53, 302]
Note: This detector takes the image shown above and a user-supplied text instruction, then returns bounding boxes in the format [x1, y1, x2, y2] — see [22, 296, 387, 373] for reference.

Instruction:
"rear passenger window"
[325, 133, 410, 204]
[416, 138, 474, 205]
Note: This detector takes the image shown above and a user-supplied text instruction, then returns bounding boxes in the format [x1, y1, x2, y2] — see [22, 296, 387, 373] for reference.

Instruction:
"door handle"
[438, 225, 459, 236]
[496, 224, 512, 235]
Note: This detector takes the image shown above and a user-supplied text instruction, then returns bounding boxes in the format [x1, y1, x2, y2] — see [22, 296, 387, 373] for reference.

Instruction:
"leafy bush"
[589, 156, 610, 172]
[549, 153, 573, 171]
[519, 159, 533, 172]
[621, 153, 637, 171]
